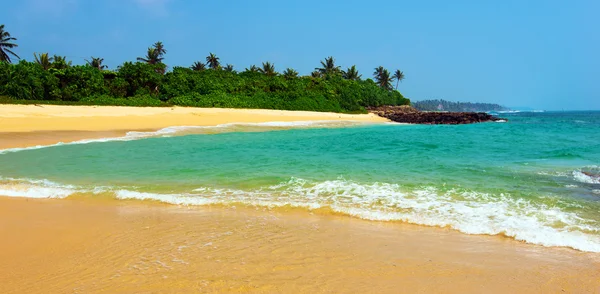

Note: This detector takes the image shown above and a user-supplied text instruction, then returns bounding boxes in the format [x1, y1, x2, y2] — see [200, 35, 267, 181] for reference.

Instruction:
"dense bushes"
[0, 60, 410, 113]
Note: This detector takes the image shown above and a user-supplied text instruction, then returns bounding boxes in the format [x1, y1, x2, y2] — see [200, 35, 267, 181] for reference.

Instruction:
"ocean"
[1, 111, 599, 252]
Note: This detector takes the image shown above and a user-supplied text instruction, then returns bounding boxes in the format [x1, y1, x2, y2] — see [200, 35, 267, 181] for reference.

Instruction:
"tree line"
[0, 25, 409, 113]
[412, 99, 507, 112]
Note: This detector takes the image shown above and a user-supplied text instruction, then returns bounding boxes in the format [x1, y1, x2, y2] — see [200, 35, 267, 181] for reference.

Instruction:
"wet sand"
[1, 105, 600, 293]
[0, 105, 386, 149]
[1, 197, 599, 293]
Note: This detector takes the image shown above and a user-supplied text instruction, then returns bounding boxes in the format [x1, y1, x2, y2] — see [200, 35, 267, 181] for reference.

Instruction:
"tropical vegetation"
[0, 24, 19, 63]
[0, 25, 409, 113]
[412, 99, 507, 112]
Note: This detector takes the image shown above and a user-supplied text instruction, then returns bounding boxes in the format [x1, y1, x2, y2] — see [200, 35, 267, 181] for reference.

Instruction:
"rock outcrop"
[368, 106, 505, 124]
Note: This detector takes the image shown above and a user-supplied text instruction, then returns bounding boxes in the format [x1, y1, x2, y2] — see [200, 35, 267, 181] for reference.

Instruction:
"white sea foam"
[0, 121, 374, 155]
[111, 178, 600, 252]
[1, 176, 599, 252]
[573, 169, 600, 185]
[537, 171, 569, 177]
[0, 178, 80, 198]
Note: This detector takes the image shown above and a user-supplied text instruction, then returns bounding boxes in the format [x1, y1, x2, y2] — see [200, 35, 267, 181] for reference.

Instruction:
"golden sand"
[1, 198, 599, 293]
[1, 105, 599, 293]
[0, 105, 386, 147]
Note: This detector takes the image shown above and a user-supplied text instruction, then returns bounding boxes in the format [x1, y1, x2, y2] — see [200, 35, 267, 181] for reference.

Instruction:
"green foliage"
[52, 55, 72, 70]
[316, 56, 342, 78]
[206, 53, 220, 69]
[373, 66, 393, 91]
[0, 58, 410, 112]
[137, 42, 166, 65]
[117, 62, 164, 97]
[191, 61, 206, 71]
[0, 24, 20, 63]
[33, 53, 53, 70]
[393, 69, 405, 90]
[223, 64, 235, 73]
[283, 68, 298, 80]
[258, 62, 277, 76]
[86, 57, 107, 70]
[343, 65, 361, 81]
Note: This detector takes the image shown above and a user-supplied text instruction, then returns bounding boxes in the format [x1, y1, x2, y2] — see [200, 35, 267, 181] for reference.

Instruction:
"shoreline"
[0, 104, 387, 149]
[1, 105, 600, 292]
[1, 196, 599, 293]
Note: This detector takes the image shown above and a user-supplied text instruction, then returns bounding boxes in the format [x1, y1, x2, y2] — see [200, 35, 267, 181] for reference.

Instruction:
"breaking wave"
[1, 177, 599, 252]
[573, 167, 600, 185]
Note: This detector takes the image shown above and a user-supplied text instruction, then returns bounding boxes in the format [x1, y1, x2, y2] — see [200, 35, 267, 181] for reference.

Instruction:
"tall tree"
[52, 55, 71, 70]
[393, 69, 405, 90]
[258, 62, 277, 76]
[373, 66, 393, 91]
[0, 24, 19, 63]
[137, 48, 162, 64]
[283, 68, 298, 79]
[137, 42, 166, 65]
[153, 41, 166, 57]
[342, 65, 361, 81]
[191, 61, 206, 71]
[86, 56, 107, 70]
[224, 64, 235, 72]
[315, 56, 341, 76]
[206, 53, 220, 69]
[244, 65, 259, 73]
[33, 53, 53, 70]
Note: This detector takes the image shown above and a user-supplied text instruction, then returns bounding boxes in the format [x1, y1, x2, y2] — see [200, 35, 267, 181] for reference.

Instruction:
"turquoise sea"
[1, 111, 599, 252]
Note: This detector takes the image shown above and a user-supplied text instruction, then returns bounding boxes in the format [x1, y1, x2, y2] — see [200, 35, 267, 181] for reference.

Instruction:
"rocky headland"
[369, 105, 506, 124]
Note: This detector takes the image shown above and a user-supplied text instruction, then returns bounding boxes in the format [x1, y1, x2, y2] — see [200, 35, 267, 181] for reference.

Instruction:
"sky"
[1, 0, 598, 110]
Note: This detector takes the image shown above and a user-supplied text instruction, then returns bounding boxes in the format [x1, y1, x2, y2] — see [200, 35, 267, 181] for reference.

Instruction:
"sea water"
[1, 111, 599, 252]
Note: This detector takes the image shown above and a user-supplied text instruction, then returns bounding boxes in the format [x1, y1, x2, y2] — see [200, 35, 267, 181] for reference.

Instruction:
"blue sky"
[2, 0, 598, 110]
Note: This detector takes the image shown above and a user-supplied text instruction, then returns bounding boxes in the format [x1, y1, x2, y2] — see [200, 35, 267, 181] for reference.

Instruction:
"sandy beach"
[0, 105, 386, 149]
[1, 105, 599, 293]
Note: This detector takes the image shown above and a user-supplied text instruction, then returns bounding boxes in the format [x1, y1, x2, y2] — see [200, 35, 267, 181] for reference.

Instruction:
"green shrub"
[0, 60, 410, 112]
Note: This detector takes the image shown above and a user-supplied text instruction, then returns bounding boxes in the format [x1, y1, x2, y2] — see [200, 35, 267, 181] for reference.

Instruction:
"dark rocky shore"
[369, 105, 506, 124]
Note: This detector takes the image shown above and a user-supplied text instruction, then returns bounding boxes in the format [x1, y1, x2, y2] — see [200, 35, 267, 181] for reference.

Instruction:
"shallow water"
[1, 112, 599, 252]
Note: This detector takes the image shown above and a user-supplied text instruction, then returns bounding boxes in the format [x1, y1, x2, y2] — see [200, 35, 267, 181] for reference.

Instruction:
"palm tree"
[258, 62, 276, 76]
[153, 41, 166, 57]
[86, 57, 107, 70]
[52, 55, 71, 70]
[244, 65, 259, 73]
[34, 53, 53, 70]
[0, 24, 19, 63]
[191, 61, 206, 71]
[393, 69, 405, 90]
[310, 70, 322, 78]
[137, 42, 166, 65]
[206, 53, 220, 69]
[342, 65, 361, 81]
[373, 66, 393, 91]
[137, 47, 162, 64]
[224, 64, 235, 72]
[283, 68, 298, 79]
[315, 56, 341, 76]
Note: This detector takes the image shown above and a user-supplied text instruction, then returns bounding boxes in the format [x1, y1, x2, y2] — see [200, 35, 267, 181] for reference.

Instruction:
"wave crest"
[0, 176, 599, 252]
[573, 166, 600, 185]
